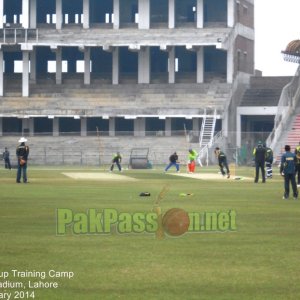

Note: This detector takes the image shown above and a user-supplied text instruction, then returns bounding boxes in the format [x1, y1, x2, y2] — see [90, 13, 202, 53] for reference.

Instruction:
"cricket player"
[16, 137, 29, 183]
[2, 147, 11, 170]
[263, 143, 273, 178]
[165, 152, 180, 172]
[253, 141, 266, 183]
[187, 149, 198, 173]
[294, 142, 300, 186]
[110, 152, 122, 172]
[280, 145, 298, 200]
[214, 147, 230, 178]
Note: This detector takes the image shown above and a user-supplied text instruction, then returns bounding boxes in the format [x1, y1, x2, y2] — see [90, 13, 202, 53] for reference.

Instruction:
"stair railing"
[266, 66, 300, 150]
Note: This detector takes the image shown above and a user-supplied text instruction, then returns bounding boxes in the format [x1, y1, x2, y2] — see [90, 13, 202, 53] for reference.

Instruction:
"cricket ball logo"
[153, 185, 190, 239]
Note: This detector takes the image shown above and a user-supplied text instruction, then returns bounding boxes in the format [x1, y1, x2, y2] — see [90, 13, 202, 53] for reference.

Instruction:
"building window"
[105, 13, 114, 23]
[47, 61, 68, 73]
[168, 58, 179, 72]
[76, 60, 92, 73]
[14, 61, 31, 73]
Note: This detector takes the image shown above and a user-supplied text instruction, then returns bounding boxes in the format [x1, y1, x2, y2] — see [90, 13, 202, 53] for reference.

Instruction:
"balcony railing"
[0, 28, 38, 44]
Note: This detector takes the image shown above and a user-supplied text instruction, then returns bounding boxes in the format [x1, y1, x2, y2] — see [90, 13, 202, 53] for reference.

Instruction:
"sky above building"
[255, 0, 300, 76]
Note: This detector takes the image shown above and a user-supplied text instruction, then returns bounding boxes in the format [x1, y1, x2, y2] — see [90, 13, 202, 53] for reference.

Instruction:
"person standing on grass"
[2, 147, 11, 170]
[187, 149, 198, 173]
[280, 145, 298, 200]
[263, 143, 273, 179]
[110, 152, 122, 172]
[214, 147, 230, 178]
[294, 142, 300, 186]
[165, 152, 180, 172]
[253, 141, 266, 183]
[16, 137, 29, 183]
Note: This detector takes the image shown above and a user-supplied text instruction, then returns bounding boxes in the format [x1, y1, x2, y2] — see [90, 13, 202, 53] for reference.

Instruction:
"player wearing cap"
[280, 145, 298, 200]
[253, 141, 266, 183]
[16, 137, 30, 183]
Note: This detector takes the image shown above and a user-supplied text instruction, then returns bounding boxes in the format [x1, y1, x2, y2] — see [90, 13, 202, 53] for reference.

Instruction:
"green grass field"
[1, 166, 300, 300]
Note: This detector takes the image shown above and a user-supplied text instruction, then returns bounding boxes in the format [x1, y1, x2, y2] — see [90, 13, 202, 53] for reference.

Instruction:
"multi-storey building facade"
[0, 0, 254, 140]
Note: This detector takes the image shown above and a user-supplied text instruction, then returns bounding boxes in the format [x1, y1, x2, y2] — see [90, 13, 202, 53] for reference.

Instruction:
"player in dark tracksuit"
[165, 152, 179, 172]
[3, 147, 11, 170]
[294, 143, 300, 185]
[214, 147, 230, 178]
[253, 141, 266, 183]
[280, 145, 298, 200]
[110, 152, 122, 171]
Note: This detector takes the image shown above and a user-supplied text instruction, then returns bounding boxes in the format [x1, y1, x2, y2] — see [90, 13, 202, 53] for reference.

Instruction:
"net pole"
[96, 126, 101, 167]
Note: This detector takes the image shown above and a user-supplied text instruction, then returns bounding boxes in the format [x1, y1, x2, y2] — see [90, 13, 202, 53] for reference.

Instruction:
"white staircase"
[199, 109, 217, 148]
[198, 109, 218, 165]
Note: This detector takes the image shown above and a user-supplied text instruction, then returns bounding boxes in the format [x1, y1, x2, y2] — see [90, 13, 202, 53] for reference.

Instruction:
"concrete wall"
[236, 0, 254, 29]
[234, 36, 254, 75]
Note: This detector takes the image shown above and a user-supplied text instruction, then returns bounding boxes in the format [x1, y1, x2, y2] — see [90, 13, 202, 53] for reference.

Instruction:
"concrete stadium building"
[0, 0, 258, 165]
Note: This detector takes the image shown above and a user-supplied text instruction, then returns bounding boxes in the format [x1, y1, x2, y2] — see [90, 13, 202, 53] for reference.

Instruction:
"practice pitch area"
[0, 166, 299, 300]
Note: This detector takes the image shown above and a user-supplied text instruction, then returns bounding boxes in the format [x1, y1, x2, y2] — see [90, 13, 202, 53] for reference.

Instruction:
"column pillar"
[0, 0, 4, 29]
[227, 46, 233, 83]
[168, 47, 175, 84]
[109, 117, 115, 136]
[165, 118, 171, 137]
[134, 118, 139, 137]
[84, 47, 91, 85]
[113, 0, 120, 29]
[236, 113, 241, 147]
[192, 118, 199, 133]
[30, 48, 36, 83]
[138, 47, 150, 84]
[22, 119, 33, 136]
[83, 0, 90, 29]
[196, 47, 204, 83]
[168, 0, 175, 29]
[134, 118, 145, 137]
[138, 0, 150, 29]
[53, 118, 59, 137]
[227, 0, 235, 27]
[22, 51, 30, 97]
[29, 119, 34, 136]
[22, 0, 29, 29]
[81, 118, 87, 136]
[0, 117, 2, 136]
[196, 0, 203, 28]
[112, 47, 119, 85]
[30, 0, 37, 28]
[22, 119, 28, 135]
[140, 118, 145, 136]
[222, 114, 228, 138]
[0, 50, 3, 96]
[56, 0, 62, 30]
[56, 47, 62, 84]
